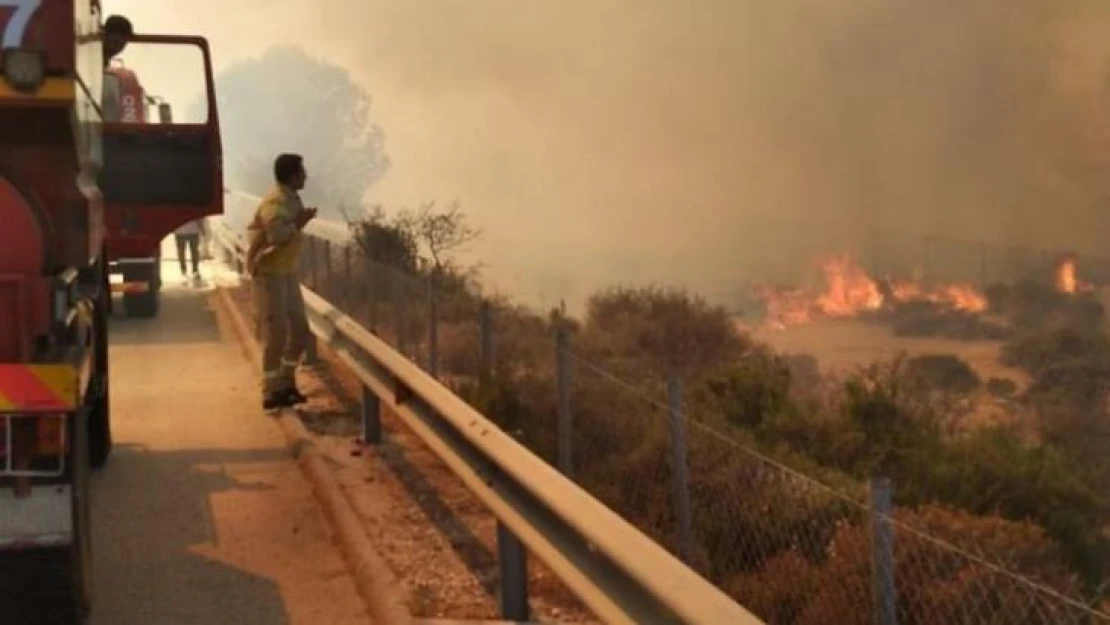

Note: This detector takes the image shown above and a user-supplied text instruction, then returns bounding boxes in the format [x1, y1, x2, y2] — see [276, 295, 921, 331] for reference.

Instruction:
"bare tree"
[401, 201, 482, 274]
[343, 201, 483, 285]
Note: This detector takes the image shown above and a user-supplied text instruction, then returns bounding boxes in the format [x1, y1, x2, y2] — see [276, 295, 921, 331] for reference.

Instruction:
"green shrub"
[698, 346, 792, 430]
[580, 285, 748, 378]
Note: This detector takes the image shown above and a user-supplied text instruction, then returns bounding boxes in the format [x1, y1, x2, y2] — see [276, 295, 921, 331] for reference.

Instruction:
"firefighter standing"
[245, 154, 318, 410]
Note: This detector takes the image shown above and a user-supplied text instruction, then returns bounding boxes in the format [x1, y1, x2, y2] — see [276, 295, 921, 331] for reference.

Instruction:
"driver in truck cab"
[100, 15, 133, 122]
[102, 14, 133, 66]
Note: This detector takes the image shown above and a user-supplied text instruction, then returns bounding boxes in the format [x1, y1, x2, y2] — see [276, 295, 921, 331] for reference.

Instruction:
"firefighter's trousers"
[252, 272, 311, 396]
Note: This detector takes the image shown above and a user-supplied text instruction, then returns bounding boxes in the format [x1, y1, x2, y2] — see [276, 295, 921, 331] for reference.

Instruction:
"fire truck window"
[106, 41, 210, 125]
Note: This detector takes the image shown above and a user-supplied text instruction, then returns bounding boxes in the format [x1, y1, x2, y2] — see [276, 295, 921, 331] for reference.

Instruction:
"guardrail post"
[667, 376, 694, 564]
[427, 282, 439, 376]
[496, 522, 529, 620]
[479, 300, 493, 389]
[361, 385, 382, 445]
[555, 323, 573, 476]
[870, 476, 897, 625]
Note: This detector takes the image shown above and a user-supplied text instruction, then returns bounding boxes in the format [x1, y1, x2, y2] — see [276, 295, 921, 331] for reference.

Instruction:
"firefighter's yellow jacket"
[245, 185, 306, 276]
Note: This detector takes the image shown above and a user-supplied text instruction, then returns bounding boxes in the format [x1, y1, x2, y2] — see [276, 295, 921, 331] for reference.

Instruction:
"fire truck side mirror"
[158, 102, 173, 124]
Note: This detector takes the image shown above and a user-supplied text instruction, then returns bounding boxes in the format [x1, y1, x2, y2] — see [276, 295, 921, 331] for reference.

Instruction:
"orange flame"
[1055, 256, 1076, 293]
[815, 256, 883, 317]
[1053, 255, 1090, 293]
[759, 254, 987, 329]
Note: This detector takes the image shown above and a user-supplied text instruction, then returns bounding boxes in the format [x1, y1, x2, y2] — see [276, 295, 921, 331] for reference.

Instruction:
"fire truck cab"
[100, 39, 222, 317]
[0, 2, 223, 621]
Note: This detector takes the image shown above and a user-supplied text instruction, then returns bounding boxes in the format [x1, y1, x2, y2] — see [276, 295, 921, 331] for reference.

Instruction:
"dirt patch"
[227, 283, 596, 623]
[749, 318, 1034, 432]
[750, 318, 1028, 385]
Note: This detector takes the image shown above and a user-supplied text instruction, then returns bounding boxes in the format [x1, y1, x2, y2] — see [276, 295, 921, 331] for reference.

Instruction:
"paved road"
[0, 247, 370, 624]
[88, 255, 368, 625]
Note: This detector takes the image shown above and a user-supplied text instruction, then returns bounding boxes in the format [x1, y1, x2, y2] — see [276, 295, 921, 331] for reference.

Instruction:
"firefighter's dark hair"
[104, 15, 132, 36]
[273, 153, 305, 185]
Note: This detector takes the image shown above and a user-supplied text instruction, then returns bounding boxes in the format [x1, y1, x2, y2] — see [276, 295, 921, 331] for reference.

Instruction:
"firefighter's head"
[274, 153, 307, 191]
[103, 15, 133, 62]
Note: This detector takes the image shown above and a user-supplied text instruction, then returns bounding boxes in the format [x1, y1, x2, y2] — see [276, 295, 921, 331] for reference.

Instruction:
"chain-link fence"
[214, 222, 1110, 624]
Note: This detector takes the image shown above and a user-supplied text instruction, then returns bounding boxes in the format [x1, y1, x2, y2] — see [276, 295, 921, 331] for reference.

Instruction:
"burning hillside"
[753, 251, 1101, 342]
[758, 254, 987, 331]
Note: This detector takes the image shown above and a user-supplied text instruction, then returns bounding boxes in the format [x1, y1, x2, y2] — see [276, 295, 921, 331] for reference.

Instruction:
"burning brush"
[757, 254, 987, 331]
[1053, 253, 1092, 294]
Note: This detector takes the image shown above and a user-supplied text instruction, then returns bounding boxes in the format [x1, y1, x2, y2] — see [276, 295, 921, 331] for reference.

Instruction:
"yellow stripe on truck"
[0, 364, 79, 413]
[0, 77, 76, 102]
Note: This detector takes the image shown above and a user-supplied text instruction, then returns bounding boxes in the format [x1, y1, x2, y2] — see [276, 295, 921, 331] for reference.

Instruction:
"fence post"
[361, 385, 381, 445]
[870, 476, 897, 625]
[323, 239, 331, 295]
[427, 282, 439, 376]
[392, 270, 406, 355]
[667, 376, 694, 564]
[496, 522, 529, 620]
[343, 246, 351, 312]
[555, 323, 573, 476]
[479, 301, 493, 389]
[367, 261, 378, 332]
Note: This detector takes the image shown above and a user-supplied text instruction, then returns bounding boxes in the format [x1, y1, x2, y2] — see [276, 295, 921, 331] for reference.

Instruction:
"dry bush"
[579, 285, 749, 379]
[903, 354, 981, 395]
[724, 505, 1082, 625]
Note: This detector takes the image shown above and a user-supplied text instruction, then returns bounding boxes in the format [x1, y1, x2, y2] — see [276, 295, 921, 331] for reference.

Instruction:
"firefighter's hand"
[296, 208, 318, 227]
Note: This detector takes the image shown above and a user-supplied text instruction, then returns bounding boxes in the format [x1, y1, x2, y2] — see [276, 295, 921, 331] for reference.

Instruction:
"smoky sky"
[107, 0, 1110, 309]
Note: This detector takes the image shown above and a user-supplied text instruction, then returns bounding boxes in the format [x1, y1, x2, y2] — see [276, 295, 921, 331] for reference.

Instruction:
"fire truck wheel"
[90, 275, 113, 470]
[88, 384, 112, 470]
[64, 408, 94, 622]
[122, 291, 159, 318]
[152, 248, 163, 293]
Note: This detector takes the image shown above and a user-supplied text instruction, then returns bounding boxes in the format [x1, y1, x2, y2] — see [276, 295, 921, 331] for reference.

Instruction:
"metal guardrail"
[207, 207, 764, 624]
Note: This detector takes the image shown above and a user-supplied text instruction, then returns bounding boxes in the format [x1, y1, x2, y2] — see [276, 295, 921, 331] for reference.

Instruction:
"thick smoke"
[108, 0, 1110, 308]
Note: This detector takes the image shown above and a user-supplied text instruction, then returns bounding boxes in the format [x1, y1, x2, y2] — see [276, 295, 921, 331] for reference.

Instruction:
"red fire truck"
[102, 61, 176, 316]
[0, 1, 223, 620]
